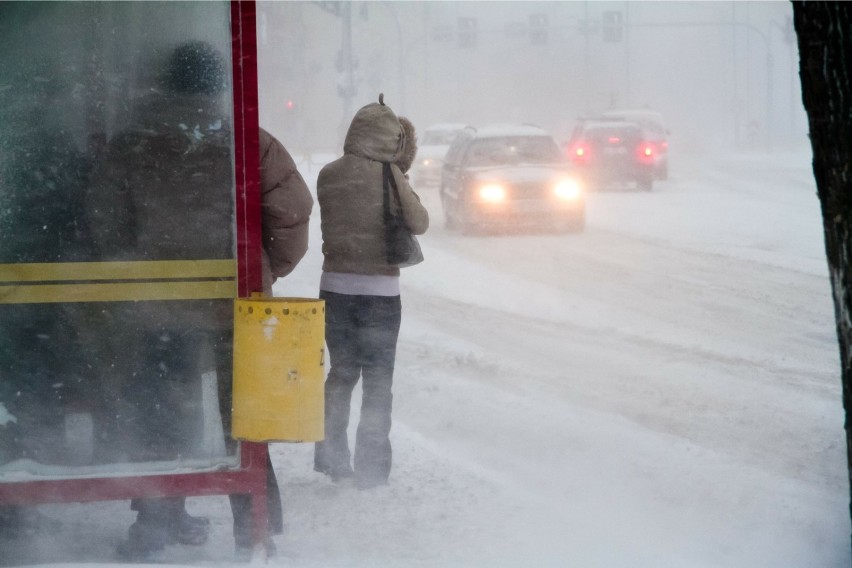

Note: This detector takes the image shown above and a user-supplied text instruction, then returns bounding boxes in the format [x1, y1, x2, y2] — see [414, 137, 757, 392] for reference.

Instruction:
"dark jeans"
[125, 330, 204, 540]
[120, 329, 205, 462]
[314, 291, 402, 485]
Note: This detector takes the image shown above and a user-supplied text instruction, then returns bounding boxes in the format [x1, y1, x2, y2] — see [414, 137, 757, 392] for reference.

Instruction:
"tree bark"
[792, 0, 852, 550]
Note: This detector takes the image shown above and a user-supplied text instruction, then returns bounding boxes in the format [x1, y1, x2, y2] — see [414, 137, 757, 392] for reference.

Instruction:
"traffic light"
[529, 13, 548, 45]
[603, 11, 623, 43]
[457, 17, 478, 49]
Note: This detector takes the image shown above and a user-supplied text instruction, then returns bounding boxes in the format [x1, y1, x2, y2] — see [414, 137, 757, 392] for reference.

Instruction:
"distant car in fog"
[411, 123, 466, 188]
[440, 124, 585, 234]
[600, 109, 669, 179]
[566, 119, 658, 192]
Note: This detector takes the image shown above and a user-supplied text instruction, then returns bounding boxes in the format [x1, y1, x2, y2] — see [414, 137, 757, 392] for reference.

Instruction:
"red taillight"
[570, 143, 590, 161]
[637, 141, 656, 162]
[607, 136, 621, 144]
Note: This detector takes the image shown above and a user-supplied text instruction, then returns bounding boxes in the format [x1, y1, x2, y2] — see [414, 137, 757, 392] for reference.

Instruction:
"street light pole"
[315, 2, 358, 141]
[583, 1, 590, 113]
[624, 1, 630, 107]
[732, 5, 741, 150]
[381, 2, 406, 114]
[340, 2, 355, 136]
[625, 19, 773, 152]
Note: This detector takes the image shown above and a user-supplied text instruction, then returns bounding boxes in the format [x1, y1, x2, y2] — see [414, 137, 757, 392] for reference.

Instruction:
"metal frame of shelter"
[0, 0, 271, 551]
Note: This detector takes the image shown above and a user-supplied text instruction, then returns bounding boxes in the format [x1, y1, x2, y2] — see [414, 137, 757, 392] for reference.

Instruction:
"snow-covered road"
[277, 150, 848, 568]
[6, 151, 849, 568]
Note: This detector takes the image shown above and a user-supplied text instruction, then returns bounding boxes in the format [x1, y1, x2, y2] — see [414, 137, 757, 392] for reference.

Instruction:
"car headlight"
[478, 183, 506, 203]
[420, 158, 441, 168]
[554, 178, 582, 200]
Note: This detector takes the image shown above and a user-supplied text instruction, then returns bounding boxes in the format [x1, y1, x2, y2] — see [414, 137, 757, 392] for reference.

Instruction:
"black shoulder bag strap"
[382, 162, 424, 267]
[382, 162, 403, 220]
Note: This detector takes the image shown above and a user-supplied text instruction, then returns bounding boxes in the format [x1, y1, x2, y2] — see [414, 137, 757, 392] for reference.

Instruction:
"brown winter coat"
[87, 93, 234, 263]
[259, 128, 313, 295]
[86, 92, 234, 332]
[318, 100, 429, 276]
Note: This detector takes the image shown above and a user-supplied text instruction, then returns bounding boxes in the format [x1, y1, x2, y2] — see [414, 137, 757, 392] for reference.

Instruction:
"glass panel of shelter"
[0, 1, 240, 477]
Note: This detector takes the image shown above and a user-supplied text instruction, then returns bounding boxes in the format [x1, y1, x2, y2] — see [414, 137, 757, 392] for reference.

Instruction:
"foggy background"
[257, 1, 806, 157]
[2, 2, 848, 566]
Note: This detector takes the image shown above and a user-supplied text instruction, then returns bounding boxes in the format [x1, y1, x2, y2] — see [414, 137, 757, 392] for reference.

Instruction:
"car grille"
[507, 182, 549, 200]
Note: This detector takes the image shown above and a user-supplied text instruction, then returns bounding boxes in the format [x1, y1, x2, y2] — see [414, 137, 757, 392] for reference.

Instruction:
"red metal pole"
[230, 0, 270, 555]
[232, 0, 262, 298]
[242, 442, 270, 552]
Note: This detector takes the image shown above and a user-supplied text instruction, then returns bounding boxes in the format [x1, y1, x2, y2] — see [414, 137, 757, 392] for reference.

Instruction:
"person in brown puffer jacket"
[314, 95, 428, 490]
[90, 43, 314, 560]
[258, 128, 313, 296]
[85, 40, 236, 561]
[228, 128, 312, 556]
[88, 41, 312, 561]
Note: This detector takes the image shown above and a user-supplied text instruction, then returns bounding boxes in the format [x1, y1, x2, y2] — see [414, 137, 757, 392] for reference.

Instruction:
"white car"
[440, 124, 585, 234]
[411, 123, 467, 188]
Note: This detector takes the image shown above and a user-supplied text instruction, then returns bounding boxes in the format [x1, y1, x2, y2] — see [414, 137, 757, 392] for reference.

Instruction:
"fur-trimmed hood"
[317, 96, 429, 277]
[396, 116, 417, 174]
[343, 95, 404, 163]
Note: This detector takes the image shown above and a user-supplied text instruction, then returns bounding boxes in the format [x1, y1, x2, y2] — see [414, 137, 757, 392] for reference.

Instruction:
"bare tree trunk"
[792, 0, 852, 551]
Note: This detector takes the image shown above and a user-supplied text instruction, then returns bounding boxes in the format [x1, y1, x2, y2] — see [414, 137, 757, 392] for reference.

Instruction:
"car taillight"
[637, 142, 656, 162]
[570, 143, 590, 161]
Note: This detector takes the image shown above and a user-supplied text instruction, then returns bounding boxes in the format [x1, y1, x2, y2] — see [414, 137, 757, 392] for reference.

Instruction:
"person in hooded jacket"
[314, 96, 428, 490]
[85, 40, 235, 561]
[89, 42, 314, 560]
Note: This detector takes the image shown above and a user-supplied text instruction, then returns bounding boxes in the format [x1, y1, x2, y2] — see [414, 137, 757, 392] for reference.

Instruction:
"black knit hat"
[166, 41, 226, 95]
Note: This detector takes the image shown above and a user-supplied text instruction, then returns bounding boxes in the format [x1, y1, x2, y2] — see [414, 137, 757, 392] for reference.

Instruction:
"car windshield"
[583, 126, 642, 144]
[641, 123, 666, 138]
[603, 112, 664, 130]
[465, 136, 561, 166]
[422, 130, 460, 145]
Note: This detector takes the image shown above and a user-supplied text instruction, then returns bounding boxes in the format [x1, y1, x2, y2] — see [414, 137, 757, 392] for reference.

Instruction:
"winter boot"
[174, 513, 209, 546]
[116, 520, 169, 562]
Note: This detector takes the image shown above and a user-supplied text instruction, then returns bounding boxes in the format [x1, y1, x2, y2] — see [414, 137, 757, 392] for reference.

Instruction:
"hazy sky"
[257, 1, 805, 155]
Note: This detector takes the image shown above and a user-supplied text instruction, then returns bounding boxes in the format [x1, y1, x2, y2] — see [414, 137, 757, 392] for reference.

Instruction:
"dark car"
[567, 120, 657, 191]
[440, 124, 585, 233]
[600, 109, 669, 179]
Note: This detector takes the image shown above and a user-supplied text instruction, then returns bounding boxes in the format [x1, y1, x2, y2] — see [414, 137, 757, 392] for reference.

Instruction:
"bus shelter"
[0, 0, 271, 553]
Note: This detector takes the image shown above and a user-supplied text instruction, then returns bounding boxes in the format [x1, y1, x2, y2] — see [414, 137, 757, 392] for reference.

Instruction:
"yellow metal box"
[232, 296, 325, 442]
